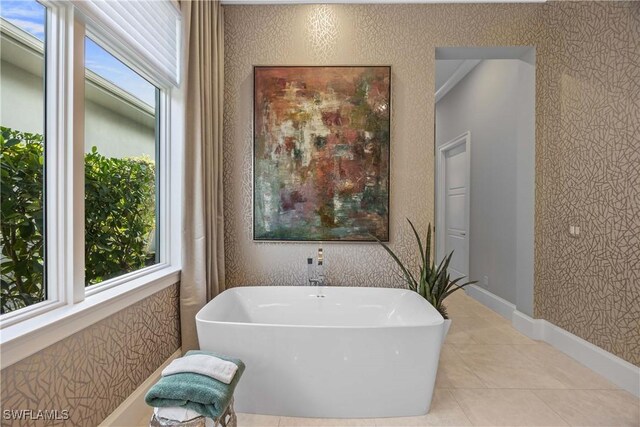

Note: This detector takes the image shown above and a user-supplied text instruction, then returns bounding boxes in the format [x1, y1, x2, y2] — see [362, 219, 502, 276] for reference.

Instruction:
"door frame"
[435, 131, 471, 272]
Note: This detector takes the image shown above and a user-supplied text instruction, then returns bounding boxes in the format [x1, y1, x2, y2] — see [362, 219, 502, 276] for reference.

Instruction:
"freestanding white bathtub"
[195, 286, 444, 418]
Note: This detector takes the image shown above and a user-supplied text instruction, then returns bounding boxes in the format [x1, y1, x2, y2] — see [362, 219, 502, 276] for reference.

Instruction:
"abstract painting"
[253, 66, 390, 241]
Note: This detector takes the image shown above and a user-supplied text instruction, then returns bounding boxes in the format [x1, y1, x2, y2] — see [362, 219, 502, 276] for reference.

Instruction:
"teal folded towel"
[145, 350, 245, 419]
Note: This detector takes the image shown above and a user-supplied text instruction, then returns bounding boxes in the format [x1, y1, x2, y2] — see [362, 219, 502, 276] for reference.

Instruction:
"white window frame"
[0, 0, 68, 327]
[0, 0, 183, 370]
[81, 26, 173, 297]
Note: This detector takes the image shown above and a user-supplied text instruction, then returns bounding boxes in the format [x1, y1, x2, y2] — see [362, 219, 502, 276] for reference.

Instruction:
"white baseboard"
[465, 284, 515, 320]
[511, 310, 545, 340]
[465, 287, 640, 398]
[100, 349, 182, 427]
[541, 320, 639, 397]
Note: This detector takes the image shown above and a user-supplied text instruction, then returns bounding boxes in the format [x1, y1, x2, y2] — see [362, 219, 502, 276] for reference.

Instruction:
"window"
[0, 0, 180, 336]
[84, 36, 160, 286]
[0, 0, 181, 369]
[0, 0, 47, 314]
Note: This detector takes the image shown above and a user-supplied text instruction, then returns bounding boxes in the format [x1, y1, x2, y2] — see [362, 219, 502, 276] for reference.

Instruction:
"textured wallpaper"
[223, 2, 639, 365]
[0, 284, 180, 426]
[534, 2, 640, 366]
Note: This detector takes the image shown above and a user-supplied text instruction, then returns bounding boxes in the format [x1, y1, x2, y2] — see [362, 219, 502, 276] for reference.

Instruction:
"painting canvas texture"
[254, 66, 390, 241]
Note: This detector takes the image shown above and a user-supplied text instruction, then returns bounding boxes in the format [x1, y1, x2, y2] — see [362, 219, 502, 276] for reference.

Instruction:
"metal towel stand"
[149, 397, 237, 427]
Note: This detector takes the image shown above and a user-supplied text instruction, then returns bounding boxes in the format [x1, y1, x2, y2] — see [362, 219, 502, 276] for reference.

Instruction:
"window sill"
[0, 266, 181, 370]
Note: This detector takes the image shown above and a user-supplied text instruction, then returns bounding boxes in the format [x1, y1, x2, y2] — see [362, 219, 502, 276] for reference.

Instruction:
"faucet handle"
[306, 257, 314, 286]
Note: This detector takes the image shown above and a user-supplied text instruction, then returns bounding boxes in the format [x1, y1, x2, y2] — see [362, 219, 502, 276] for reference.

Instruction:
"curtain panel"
[180, 0, 225, 352]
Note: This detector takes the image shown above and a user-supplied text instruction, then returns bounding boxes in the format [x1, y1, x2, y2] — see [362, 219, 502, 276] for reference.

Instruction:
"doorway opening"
[434, 46, 535, 317]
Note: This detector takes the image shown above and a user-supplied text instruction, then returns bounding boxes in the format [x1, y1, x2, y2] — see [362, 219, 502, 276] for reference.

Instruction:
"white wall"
[436, 59, 535, 315]
[1, 54, 154, 159]
[514, 54, 535, 316]
[1, 60, 44, 135]
[84, 97, 155, 159]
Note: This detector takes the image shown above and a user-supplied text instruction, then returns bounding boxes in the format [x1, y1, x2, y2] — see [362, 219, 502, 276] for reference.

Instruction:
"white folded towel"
[154, 406, 200, 422]
[161, 354, 239, 384]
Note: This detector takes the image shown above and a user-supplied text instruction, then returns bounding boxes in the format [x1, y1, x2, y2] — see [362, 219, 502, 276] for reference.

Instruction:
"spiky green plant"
[376, 219, 476, 319]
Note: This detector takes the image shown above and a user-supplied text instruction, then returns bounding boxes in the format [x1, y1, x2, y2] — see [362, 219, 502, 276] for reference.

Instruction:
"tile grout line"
[444, 343, 491, 389]
[528, 389, 575, 427]
[446, 388, 475, 426]
[449, 388, 573, 427]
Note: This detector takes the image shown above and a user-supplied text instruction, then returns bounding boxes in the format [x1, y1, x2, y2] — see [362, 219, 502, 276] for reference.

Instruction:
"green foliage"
[376, 219, 477, 319]
[1, 127, 45, 313]
[0, 126, 156, 314]
[85, 146, 156, 285]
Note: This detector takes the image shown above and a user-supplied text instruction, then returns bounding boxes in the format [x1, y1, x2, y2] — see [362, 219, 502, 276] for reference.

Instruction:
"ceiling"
[434, 59, 481, 102]
[434, 47, 535, 101]
[435, 46, 535, 60]
[435, 60, 464, 92]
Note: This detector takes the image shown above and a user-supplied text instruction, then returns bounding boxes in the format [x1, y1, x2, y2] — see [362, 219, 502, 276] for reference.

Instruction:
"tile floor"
[138, 291, 640, 427]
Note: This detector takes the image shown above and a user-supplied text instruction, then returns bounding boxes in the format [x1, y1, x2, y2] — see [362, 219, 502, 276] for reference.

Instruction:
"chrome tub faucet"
[307, 247, 327, 287]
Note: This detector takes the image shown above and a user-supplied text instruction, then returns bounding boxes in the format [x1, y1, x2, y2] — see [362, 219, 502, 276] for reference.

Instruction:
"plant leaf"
[425, 224, 432, 268]
[407, 218, 425, 267]
[443, 280, 478, 299]
[374, 235, 418, 291]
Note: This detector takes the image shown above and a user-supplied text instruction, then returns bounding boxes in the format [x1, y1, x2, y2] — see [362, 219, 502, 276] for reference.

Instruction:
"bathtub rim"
[195, 286, 445, 329]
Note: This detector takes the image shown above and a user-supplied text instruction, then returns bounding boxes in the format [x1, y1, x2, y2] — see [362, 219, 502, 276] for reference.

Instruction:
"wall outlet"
[569, 225, 581, 238]
[483, 275, 489, 287]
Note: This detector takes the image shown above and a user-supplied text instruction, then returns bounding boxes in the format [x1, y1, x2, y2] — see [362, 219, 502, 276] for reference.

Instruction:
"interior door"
[444, 143, 468, 280]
